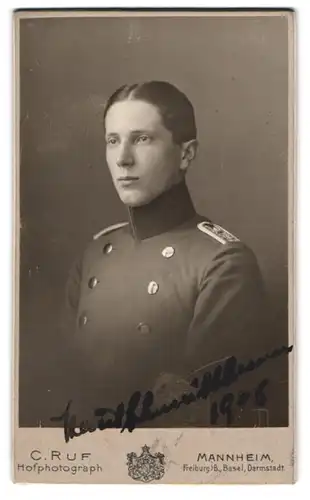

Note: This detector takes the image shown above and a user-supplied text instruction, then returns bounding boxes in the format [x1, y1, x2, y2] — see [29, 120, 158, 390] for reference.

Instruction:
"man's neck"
[127, 181, 196, 240]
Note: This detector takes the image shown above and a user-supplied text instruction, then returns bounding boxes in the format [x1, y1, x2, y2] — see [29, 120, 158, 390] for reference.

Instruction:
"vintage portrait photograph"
[14, 9, 295, 484]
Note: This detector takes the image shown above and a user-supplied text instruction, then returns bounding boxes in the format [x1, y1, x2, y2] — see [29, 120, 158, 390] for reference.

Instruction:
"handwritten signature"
[51, 344, 293, 443]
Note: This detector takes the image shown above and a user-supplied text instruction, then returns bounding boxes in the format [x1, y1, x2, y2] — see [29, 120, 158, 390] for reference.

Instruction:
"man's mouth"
[118, 176, 139, 181]
[117, 176, 139, 185]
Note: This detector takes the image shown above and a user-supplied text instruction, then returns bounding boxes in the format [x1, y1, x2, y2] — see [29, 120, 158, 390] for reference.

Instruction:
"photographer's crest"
[126, 445, 165, 482]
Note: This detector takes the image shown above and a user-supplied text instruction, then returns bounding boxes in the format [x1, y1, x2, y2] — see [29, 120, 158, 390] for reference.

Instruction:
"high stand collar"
[127, 181, 196, 240]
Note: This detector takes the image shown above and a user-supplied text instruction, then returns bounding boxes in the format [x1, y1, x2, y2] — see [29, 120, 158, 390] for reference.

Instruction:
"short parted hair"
[103, 81, 197, 145]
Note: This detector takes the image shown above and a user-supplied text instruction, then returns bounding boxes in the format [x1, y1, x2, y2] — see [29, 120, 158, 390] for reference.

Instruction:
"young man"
[64, 81, 270, 428]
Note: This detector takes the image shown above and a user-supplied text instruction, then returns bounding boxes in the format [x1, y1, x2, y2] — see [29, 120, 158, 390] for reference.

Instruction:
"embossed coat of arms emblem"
[126, 445, 165, 482]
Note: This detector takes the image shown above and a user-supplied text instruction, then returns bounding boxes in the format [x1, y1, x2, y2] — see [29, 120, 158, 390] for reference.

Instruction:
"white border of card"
[13, 9, 296, 484]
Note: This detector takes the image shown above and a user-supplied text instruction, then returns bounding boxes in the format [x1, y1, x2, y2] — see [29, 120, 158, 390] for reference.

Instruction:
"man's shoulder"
[180, 214, 259, 268]
[182, 215, 262, 289]
[80, 222, 129, 261]
[181, 214, 243, 249]
[194, 216, 240, 245]
[92, 222, 129, 241]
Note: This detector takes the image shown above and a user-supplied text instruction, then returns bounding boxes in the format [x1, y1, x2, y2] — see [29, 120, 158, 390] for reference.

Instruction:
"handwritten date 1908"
[210, 378, 269, 426]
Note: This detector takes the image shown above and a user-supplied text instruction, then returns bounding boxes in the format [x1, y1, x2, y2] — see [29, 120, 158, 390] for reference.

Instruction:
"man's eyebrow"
[130, 129, 153, 135]
[106, 129, 154, 136]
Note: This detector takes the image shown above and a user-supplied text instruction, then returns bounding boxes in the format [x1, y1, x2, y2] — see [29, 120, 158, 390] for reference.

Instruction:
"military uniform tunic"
[64, 181, 269, 426]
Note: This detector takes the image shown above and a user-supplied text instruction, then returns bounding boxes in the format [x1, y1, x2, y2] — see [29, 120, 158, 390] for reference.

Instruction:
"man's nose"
[116, 141, 134, 167]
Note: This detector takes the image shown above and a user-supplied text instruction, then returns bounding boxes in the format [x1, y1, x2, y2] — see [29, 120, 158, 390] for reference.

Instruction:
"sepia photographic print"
[13, 9, 295, 484]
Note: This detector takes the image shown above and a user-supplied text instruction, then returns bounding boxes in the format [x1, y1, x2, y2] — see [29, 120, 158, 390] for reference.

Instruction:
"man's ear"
[180, 139, 198, 172]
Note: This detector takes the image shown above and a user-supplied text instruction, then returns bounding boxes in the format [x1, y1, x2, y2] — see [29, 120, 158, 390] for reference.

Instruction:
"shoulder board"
[93, 222, 128, 240]
[197, 221, 239, 244]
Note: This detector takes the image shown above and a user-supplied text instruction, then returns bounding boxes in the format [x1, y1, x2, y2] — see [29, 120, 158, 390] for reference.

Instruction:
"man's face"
[105, 100, 184, 207]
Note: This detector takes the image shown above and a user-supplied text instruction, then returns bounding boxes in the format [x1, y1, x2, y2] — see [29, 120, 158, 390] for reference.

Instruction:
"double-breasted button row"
[78, 314, 152, 338]
[87, 277, 163, 296]
[78, 313, 152, 336]
[146, 247, 175, 295]
[102, 243, 175, 258]
[102, 243, 174, 258]
[87, 241, 112, 290]
[79, 245, 176, 330]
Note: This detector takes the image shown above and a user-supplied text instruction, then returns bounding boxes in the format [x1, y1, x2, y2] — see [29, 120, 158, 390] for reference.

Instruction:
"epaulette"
[197, 221, 239, 244]
[93, 222, 128, 240]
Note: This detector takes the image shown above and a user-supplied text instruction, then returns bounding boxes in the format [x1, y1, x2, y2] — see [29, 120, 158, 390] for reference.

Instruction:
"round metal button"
[103, 243, 113, 255]
[78, 314, 88, 327]
[162, 246, 175, 258]
[147, 281, 159, 295]
[88, 277, 99, 289]
[137, 322, 151, 335]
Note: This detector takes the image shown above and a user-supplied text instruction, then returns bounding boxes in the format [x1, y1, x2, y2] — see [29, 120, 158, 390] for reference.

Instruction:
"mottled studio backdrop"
[19, 15, 289, 426]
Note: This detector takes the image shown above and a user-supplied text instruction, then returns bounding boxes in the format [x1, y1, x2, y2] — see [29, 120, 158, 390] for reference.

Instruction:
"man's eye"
[135, 135, 151, 144]
[107, 137, 118, 145]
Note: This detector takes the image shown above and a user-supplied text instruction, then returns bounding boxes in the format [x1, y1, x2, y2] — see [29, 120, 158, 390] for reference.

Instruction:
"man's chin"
[118, 189, 153, 208]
